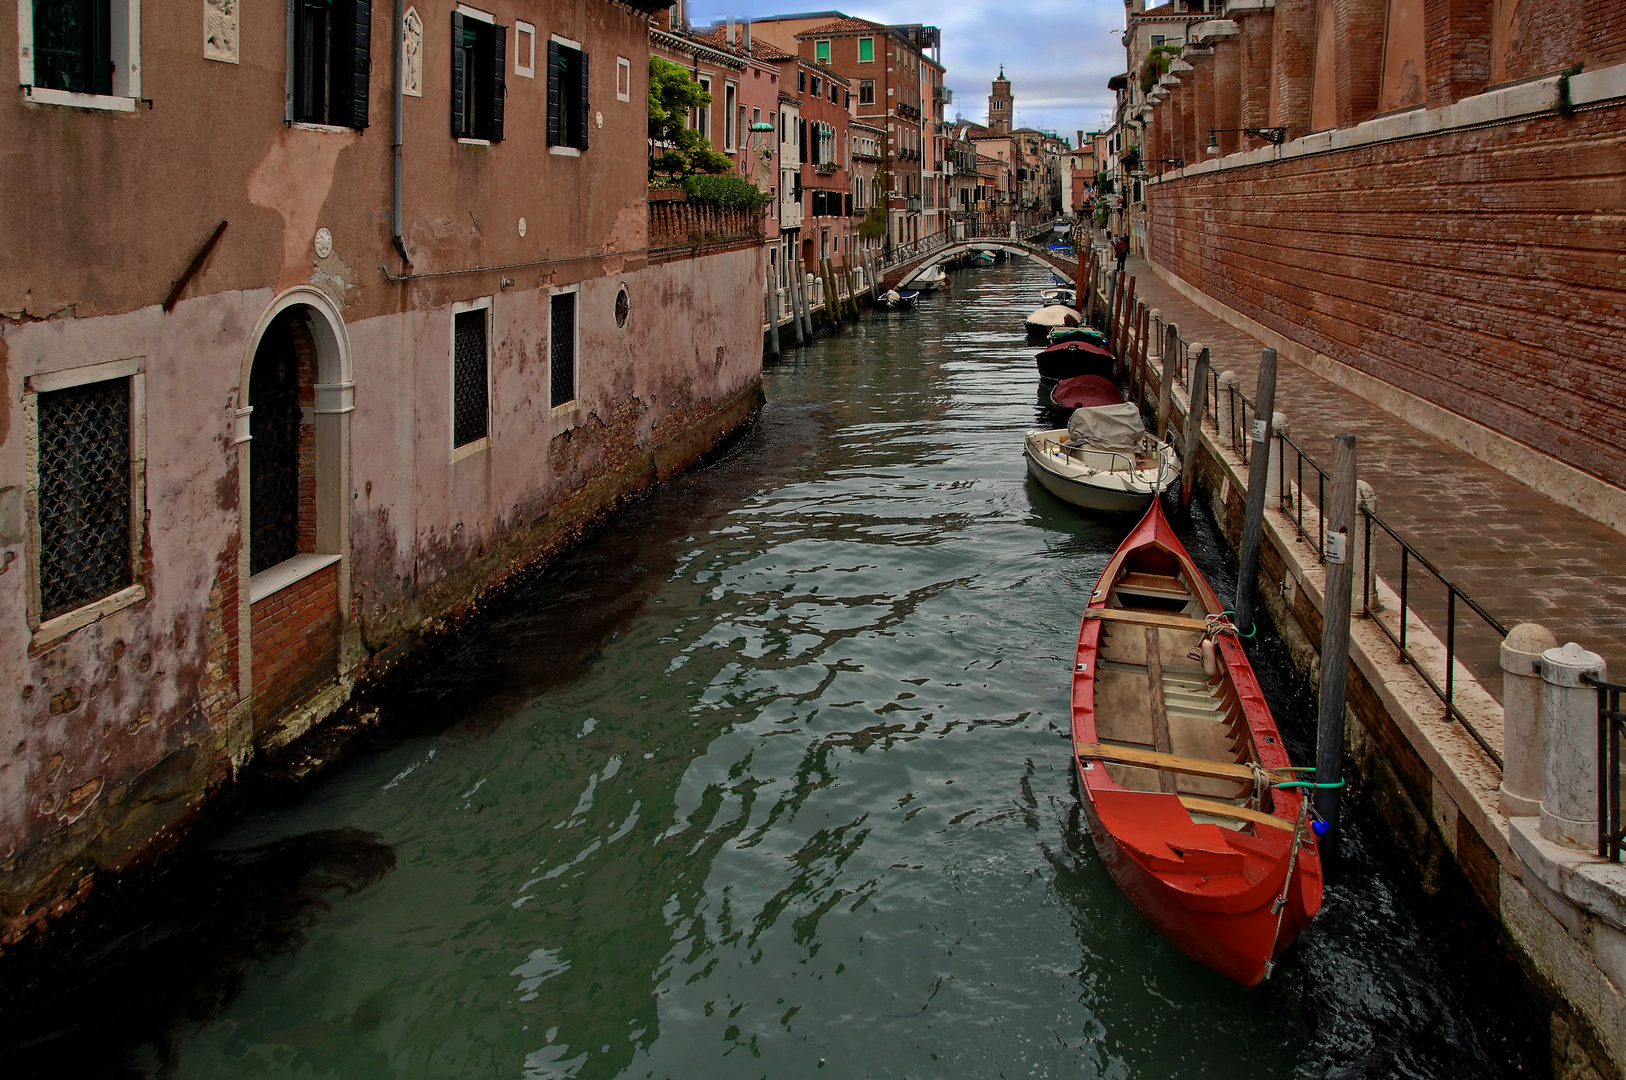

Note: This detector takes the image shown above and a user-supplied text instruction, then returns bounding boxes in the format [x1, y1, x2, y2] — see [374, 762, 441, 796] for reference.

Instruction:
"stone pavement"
[1115, 250, 1626, 694]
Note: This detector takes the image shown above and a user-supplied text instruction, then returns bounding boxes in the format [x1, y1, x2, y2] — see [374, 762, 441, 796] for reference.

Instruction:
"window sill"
[548, 145, 582, 157]
[548, 400, 577, 419]
[32, 583, 147, 648]
[290, 121, 359, 134]
[23, 87, 138, 112]
[452, 435, 490, 463]
[248, 552, 341, 605]
[458, 137, 493, 146]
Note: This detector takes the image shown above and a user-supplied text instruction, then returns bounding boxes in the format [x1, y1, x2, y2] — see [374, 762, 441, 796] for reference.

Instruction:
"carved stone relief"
[403, 9, 424, 97]
[204, 0, 239, 63]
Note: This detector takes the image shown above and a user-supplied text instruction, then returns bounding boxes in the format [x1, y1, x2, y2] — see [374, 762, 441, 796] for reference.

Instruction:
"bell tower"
[988, 66, 1013, 133]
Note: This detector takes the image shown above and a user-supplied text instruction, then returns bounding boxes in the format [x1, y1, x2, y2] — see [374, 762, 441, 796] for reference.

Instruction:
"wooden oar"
[1080, 608, 1214, 633]
[1178, 795, 1295, 832]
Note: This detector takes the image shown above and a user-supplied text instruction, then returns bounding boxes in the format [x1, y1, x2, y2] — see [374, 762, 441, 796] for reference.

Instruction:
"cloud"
[685, 0, 1126, 140]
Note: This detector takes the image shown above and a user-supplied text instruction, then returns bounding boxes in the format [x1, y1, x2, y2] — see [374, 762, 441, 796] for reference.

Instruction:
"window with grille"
[37, 378, 131, 619]
[453, 308, 489, 447]
[549, 292, 576, 409]
[452, 10, 505, 140]
[293, 0, 371, 128]
[547, 38, 589, 149]
[31, 0, 111, 94]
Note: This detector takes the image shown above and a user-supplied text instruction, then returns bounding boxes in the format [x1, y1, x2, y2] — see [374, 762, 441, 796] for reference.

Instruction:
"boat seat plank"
[1076, 741, 1286, 784]
[1084, 608, 1213, 633]
[1178, 796, 1296, 832]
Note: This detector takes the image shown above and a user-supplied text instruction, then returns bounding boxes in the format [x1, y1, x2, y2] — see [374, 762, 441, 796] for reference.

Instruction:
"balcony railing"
[933, 86, 953, 104]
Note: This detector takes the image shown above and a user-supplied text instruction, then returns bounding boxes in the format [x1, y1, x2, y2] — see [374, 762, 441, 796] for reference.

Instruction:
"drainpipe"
[391, 0, 410, 267]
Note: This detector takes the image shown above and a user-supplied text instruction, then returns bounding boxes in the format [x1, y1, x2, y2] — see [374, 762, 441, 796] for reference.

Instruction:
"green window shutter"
[815, 40, 829, 63]
[450, 12, 467, 137]
[576, 50, 590, 149]
[546, 38, 561, 145]
[345, 0, 372, 129]
[487, 22, 506, 141]
[857, 37, 872, 63]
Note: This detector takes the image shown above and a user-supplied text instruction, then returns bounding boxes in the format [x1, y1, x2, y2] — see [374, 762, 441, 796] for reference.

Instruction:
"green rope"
[1218, 610, 1257, 639]
[1273, 779, 1346, 790]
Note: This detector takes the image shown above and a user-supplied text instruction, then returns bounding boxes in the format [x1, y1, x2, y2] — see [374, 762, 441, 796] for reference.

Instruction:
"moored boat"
[971, 250, 997, 267]
[1049, 374, 1123, 414]
[1024, 405, 1178, 514]
[912, 264, 947, 291]
[1047, 325, 1104, 347]
[1035, 339, 1115, 381]
[1039, 287, 1077, 307]
[879, 289, 919, 309]
[1070, 500, 1324, 984]
[1025, 304, 1081, 339]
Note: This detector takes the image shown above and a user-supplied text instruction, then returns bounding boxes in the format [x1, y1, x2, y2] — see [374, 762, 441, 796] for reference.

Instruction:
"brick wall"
[250, 562, 339, 728]
[1145, 101, 1626, 489]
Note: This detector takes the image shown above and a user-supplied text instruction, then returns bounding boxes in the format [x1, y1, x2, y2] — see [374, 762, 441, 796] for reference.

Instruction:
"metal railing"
[1587, 674, 1626, 861]
[1111, 286, 1513, 771]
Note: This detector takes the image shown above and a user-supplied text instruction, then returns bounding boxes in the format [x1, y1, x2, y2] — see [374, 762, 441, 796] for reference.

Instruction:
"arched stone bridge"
[880, 234, 1084, 291]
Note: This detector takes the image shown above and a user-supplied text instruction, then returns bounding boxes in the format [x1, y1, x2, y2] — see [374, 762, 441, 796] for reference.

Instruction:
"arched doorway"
[237, 289, 354, 734]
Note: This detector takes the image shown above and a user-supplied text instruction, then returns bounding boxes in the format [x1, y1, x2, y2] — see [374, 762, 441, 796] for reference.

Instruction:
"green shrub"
[681, 174, 768, 213]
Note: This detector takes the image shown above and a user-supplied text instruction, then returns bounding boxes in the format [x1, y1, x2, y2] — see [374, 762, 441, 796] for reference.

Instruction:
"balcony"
[896, 102, 920, 121]
[933, 86, 953, 105]
[814, 161, 838, 175]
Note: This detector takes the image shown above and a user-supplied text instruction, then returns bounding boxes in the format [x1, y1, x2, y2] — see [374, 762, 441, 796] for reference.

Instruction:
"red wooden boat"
[1071, 499, 1323, 985]
[1036, 340, 1115, 382]
[1049, 374, 1124, 414]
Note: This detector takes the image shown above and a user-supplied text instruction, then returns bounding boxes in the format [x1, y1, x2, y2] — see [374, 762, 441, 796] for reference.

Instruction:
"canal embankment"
[1090, 246, 1626, 1077]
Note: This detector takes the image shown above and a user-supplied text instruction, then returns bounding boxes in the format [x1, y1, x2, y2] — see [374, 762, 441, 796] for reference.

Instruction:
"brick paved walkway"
[1116, 250, 1626, 694]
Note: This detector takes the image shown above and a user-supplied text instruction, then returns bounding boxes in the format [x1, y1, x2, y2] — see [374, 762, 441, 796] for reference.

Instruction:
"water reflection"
[0, 260, 1543, 1080]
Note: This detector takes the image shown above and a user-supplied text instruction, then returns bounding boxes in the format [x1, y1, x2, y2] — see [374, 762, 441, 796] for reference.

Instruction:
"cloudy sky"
[684, 0, 1130, 143]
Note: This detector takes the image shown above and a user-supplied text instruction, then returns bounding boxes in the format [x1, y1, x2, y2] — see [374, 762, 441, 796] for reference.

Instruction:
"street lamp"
[1206, 127, 1287, 154]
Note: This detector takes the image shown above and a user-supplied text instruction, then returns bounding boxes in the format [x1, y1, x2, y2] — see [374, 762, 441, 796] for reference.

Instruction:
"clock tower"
[988, 66, 1013, 134]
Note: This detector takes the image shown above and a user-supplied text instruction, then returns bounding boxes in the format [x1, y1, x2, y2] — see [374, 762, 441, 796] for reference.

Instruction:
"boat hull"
[1070, 501, 1323, 984]
[1024, 432, 1176, 514]
[1035, 343, 1114, 381]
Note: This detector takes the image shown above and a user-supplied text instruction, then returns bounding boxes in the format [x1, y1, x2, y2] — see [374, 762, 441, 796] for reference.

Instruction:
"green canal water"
[6, 261, 1542, 1078]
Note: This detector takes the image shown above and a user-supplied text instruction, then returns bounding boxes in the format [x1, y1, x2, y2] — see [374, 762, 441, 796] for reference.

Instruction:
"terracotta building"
[1, 0, 767, 940]
[1126, 0, 1626, 529]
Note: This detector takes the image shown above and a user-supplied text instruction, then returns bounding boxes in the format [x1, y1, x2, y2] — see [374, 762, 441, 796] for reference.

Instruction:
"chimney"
[743, 18, 752, 54]
[727, 17, 736, 44]
[1077, 129, 1084, 147]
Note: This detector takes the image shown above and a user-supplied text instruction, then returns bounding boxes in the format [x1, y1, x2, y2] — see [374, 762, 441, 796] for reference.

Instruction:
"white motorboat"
[911, 264, 947, 291]
[1024, 403, 1179, 514]
[1039, 287, 1077, 306]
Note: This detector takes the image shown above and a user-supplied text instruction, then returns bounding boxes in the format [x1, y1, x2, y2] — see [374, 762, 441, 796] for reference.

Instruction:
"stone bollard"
[1354, 480, 1377, 611]
[1539, 642, 1607, 847]
[1265, 411, 1288, 507]
[1216, 370, 1239, 447]
[1502, 624, 1558, 819]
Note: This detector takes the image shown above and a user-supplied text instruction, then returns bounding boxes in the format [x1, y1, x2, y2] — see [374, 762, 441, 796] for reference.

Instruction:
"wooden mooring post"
[789, 271, 808, 344]
[1157, 322, 1179, 440]
[1316, 433, 1358, 835]
[1181, 347, 1210, 504]
[1083, 251, 1099, 326]
[766, 276, 782, 357]
[1232, 347, 1278, 636]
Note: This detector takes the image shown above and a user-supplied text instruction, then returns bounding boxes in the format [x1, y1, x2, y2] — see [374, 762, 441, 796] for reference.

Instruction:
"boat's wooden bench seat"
[1179, 796, 1295, 832]
[1084, 608, 1211, 633]
[1076, 741, 1290, 785]
[1114, 572, 1191, 601]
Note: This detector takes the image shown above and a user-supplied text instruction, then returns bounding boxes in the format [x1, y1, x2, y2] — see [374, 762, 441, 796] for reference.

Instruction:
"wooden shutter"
[488, 23, 506, 142]
[345, 0, 372, 129]
[451, 12, 468, 137]
[799, 119, 807, 163]
[576, 50, 589, 150]
[845, 192, 852, 216]
[546, 39, 561, 145]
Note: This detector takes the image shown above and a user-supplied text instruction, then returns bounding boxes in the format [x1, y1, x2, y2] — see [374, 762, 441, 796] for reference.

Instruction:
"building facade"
[2, 0, 766, 941]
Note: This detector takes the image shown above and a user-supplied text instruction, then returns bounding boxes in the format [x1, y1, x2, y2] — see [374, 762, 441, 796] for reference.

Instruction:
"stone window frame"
[857, 37, 873, 63]
[450, 296, 493, 462]
[16, 0, 142, 112]
[547, 284, 580, 416]
[23, 358, 149, 648]
[615, 55, 630, 101]
[513, 20, 535, 78]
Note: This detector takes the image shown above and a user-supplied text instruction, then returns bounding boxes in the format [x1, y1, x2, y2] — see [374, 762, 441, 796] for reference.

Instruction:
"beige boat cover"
[1026, 305, 1081, 328]
[1066, 402, 1144, 452]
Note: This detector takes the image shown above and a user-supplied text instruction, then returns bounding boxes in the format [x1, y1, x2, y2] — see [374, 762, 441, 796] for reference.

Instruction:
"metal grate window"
[38, 378, 131, 619]
[549, 292, 576, 408]
[453, 308, 489, 447]
[249, 321, 303, 574]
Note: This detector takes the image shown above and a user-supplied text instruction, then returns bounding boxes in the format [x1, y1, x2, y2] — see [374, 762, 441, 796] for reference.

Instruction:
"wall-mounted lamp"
[1207, 127, 1287, 154]
[1150, 157, 1184, 168]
